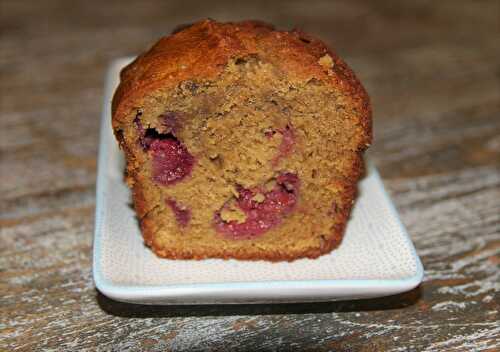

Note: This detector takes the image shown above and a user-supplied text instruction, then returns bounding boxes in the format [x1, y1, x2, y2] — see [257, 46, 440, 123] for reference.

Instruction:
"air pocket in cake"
[134, 116, 194, 185]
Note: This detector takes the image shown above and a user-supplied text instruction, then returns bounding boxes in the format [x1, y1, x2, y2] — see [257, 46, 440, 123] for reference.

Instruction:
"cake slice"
[111, 19, 372, 261]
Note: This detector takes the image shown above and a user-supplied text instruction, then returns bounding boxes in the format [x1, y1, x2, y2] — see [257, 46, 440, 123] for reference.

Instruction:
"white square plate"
[93, 58, 424, 305]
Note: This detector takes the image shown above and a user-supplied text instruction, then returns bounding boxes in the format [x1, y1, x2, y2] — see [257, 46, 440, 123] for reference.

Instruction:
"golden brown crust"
[144, 207, 345, 262]
[111, 20, 372, 261]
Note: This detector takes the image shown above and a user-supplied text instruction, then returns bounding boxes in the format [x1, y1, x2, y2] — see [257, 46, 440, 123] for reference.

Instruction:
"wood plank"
[1, 0, 499, 350]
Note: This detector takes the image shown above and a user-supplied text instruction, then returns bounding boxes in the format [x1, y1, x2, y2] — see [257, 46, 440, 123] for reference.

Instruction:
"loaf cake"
[111, 19, 372, 261]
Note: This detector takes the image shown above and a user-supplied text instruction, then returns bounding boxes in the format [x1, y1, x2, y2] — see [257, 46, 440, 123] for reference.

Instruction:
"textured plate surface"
[93, 59, 424, 305]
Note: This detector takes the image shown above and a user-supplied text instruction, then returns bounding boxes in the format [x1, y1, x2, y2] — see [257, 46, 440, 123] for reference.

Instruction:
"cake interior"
[117, 57, 366, 259]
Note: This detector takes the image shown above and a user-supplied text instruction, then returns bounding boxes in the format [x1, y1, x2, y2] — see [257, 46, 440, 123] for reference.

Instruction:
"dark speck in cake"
[270, 124, 295, 166]
[160, 111, 182, 135]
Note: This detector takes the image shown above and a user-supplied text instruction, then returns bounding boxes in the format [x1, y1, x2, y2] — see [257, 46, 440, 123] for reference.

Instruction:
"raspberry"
[150, 138, 194, 185]
[214, 173, 300, 238]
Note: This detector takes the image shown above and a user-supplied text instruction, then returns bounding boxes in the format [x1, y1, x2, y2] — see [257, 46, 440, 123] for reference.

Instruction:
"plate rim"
[93, 59, 424, 304]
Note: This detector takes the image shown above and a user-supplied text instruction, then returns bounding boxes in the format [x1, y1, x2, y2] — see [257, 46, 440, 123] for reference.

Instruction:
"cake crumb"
[230, 185, 240, 198]
[318, 54, 334, 69]
[264, 179, 278, 192]
[251, 193, 266, 203]
[220, 204, 247, 224]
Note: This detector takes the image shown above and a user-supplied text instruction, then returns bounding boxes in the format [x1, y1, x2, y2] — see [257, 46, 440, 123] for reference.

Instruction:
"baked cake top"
[112, 19, 372, 149]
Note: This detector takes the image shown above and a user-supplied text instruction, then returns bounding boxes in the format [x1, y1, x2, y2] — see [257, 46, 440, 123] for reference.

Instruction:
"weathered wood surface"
[1, 0, 499, 350]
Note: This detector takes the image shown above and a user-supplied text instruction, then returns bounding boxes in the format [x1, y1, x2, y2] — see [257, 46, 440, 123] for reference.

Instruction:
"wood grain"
[1, 0, 499, 350]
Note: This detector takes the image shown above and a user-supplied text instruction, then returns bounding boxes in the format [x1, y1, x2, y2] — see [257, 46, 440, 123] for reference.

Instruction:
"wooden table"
[1, 0, 499, 350]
